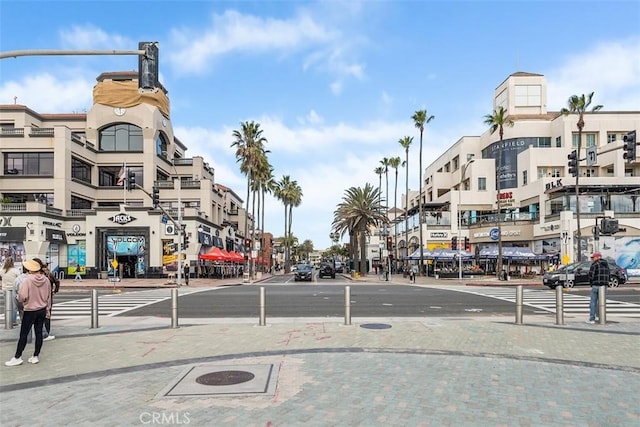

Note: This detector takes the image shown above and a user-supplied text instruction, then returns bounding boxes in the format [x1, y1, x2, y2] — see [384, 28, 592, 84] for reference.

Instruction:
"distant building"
[0, 71, 254, 278]
[391, 72, 640, 276]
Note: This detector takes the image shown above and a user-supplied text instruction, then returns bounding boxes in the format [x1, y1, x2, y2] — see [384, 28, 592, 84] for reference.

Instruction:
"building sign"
[483, 137, 538, 190]
[540, 223, 560, 232]
[67, 223, 86, 237]
[198, 232, 212, 246]
[545, 179, 563, 193]
[0, 227, 26, 241]
[430, 232, 448, 238]
[46, 228, 67, 243]
[497, 191, 515, 208]
[109, 213, 136, 224]
[43, 220, 62, 228]
[473, 229, 522, 239]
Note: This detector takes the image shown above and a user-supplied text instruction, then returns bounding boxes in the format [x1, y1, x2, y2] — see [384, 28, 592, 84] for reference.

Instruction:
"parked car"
[334, 262, 344, 273]
[542, 259, 627, 289]
[318, 263, 336, 279]
[294, 264, 313, 282]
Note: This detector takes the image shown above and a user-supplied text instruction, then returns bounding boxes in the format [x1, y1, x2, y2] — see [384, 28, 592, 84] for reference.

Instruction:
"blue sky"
[1, 1, 639, 249]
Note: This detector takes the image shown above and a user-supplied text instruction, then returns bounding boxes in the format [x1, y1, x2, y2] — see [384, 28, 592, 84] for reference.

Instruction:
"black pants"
[15, 308, 47, 358]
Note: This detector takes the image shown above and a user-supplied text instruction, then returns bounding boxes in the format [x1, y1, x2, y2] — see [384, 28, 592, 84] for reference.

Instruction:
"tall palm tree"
[398, 136, 413, 261]
[389, 156, 401, 262]
[412, 110, 435, 275]
[560, 92, 603, 262]
[275, 175, 302, 272]
[380, 157, 390, 211]
[333, 184, 387, 275]
[484, 106, 514, 278]
[374, 166, 384, 203]
[231, 120, 268, 254]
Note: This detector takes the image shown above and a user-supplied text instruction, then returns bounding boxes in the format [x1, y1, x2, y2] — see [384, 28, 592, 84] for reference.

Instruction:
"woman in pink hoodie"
[5, 259, 52, 366]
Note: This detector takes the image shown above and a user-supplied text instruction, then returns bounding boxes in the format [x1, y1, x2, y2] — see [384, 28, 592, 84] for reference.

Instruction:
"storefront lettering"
[0, 216, 12, 226]
[430, 232, 448, 238]
[109, 214, 136, 224]
[43, 220, 62, 227]
[545, 179, 563, 191]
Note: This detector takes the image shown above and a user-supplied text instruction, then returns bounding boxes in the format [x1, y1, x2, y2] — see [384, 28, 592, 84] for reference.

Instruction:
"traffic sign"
[586, 146, 597, 166]
[111, 259, 119, 268]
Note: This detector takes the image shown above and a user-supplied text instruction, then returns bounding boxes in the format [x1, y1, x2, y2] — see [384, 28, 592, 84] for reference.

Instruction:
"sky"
[1, 0, 639, 250]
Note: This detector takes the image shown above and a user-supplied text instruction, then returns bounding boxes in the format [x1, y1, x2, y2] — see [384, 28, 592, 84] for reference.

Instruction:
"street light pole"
[458, 159, 475, 281]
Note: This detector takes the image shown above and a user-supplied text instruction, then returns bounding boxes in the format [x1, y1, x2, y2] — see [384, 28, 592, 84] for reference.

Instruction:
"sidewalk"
[1, 274, 638, 426]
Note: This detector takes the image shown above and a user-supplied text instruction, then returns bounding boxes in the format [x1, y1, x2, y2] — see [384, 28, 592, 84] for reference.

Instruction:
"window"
[478, 177, 486, 191]
[606, 167, 614, 177]
[522, 170, 528, 185]
[4, 152, 54, 176]
[536, 137, 551, 147]
[99, 123, 143, 151]
[555, 136, 562, 147]
[607, 133, 618, 144]
[452, 156, 459, 171]
[71, 195, 92, 209]
[537, 168, 548, 179]
[156, 132, 168, 156]
[585, 168, 596, 177]
[71, 157, 92, 183]
[514, 85, 541, 106]
[551, 168, 560, 178]
[585, 133, 596, 148]
[572, 133, 580, 148]
[98, 165, 144, 187]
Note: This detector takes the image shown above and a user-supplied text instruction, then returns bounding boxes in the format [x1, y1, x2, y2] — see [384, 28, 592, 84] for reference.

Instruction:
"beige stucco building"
[0, 71, 253, 279]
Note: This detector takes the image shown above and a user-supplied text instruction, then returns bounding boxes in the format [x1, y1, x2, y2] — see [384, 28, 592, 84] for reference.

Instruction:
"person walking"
[5, 259, 52, 366]
[183, 263, 190, 286]
[1, 257, 21, 325]
[33, 258, 59, 341]
[13, 266, 33, 343]
[587, 252, 610, 324]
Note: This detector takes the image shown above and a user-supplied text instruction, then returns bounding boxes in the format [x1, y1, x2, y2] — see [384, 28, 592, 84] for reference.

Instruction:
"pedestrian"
[1, 257, 21, 325]
[5, 259, 52, 366]
[183, 263, 190, 286]
[74, 265, 83, 281]
[33, 258, 59, 341]
[587, 252, 610, 324]
[13, 266, 33, 343]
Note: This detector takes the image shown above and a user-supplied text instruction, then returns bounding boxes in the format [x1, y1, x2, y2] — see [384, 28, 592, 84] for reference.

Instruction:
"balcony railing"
[0, 128, 24, 137]
[29, 127, 54, 136]
[0, 203, 26, 212]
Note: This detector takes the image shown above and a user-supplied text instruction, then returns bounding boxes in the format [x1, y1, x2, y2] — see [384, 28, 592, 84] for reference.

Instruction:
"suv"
[294, 264, 313, 282]
[318, 263, 336, 279]
[542, 258, 627, 289]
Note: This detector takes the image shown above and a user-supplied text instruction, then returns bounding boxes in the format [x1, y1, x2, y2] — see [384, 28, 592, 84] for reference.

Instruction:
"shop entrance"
[116, 255, 138, 278]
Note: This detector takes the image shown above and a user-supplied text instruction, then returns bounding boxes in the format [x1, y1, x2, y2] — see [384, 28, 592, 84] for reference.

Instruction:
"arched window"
[156, 132, 169, 156]
[99, 123, 143, 151]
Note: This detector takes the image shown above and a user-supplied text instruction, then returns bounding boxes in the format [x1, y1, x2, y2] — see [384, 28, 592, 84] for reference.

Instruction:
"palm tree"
[275, 175, 303, 271]
[332, 184, 387, 276]
[389, 156, 401, 262]
[380, 157, 390, 211]
[374, 166, 384, 203]
[560, 92, 603, 262]
[398, 136, 413, 261]
[412, 110, 435, 275]
[484, 106, 514, 278]
[231, 120, 268, 272]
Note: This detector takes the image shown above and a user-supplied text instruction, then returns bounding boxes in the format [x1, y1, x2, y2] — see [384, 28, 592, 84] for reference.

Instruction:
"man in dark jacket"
[587, 252, 609, 324]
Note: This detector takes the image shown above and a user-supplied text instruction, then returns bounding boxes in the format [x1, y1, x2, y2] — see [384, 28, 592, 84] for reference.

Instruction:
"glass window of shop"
[72, 157, 92, 183]
[4, 152, 53, 176]
[99, 124, 143, 151]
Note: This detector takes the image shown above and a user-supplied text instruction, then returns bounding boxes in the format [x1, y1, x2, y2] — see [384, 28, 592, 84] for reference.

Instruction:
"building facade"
[393, 72, 640, 276]
[0, 71, 253, 279]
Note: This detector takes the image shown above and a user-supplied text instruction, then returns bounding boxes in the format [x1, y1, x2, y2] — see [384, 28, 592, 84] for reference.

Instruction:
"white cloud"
[59, 25, 133, 50]
[546, 37, 640, 111]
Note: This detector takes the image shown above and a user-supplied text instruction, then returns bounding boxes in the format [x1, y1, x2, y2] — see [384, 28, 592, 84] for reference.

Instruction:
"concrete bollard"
[259, 286, 266, 326]
[515, 285, 523, 325]
[4, 289, 14, 330]
[344, 286, 351, 326]
[91, 289, 99, 329]
[598, 286, 606, 325]
[171, 288, 179, 328]
[555, 285, 564, 325]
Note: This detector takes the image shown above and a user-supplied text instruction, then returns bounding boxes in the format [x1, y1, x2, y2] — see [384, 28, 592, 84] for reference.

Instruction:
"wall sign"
[109, 213, 136, 225]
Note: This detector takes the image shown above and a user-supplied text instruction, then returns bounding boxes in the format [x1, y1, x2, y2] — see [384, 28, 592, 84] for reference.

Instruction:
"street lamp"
[329, 232, 339, 269]
[458, 159, 475, 281]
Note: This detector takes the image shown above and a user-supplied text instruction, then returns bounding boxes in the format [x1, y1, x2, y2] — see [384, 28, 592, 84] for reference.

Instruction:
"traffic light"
[138, 42, 159, 90]
[464, 237, 470, 251]
[451, 237, 458, 250]
[152, 186, 160, 208]
[244, 238, 252, 251]
[183, 232, 190, 249]
[386, 236, 393, 250]
[623, 130, 636, 163]
[127, 169, 136, 191]
[567, 150, 578, 177]
[600, 218, 619, 235]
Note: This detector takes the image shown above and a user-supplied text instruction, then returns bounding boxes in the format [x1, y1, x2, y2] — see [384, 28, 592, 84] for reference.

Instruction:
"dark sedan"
[318, 263, 336, 279]
[542, 259, 627, 289]
[294, 264, 313, 282]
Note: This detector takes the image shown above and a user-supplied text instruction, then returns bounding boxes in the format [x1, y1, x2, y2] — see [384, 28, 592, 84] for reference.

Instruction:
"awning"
[198, 247, 229, 261]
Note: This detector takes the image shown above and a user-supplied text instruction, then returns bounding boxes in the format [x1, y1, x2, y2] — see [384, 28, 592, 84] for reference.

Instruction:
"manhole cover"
[196, 370, 255, 386]
[360, 323, 392, 330]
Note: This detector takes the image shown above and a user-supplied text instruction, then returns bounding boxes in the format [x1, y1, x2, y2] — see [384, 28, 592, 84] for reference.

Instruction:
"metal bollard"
[90, 289, 99, 329]
[598, 286, 606, 325]
[4, 289, 14, 330]
[259, 286, 266, 326]
[555, 285, 564, 325]
[171, 288, 179, 328]
[344, 286, 351, 326]
[515, 285, 523, 325]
